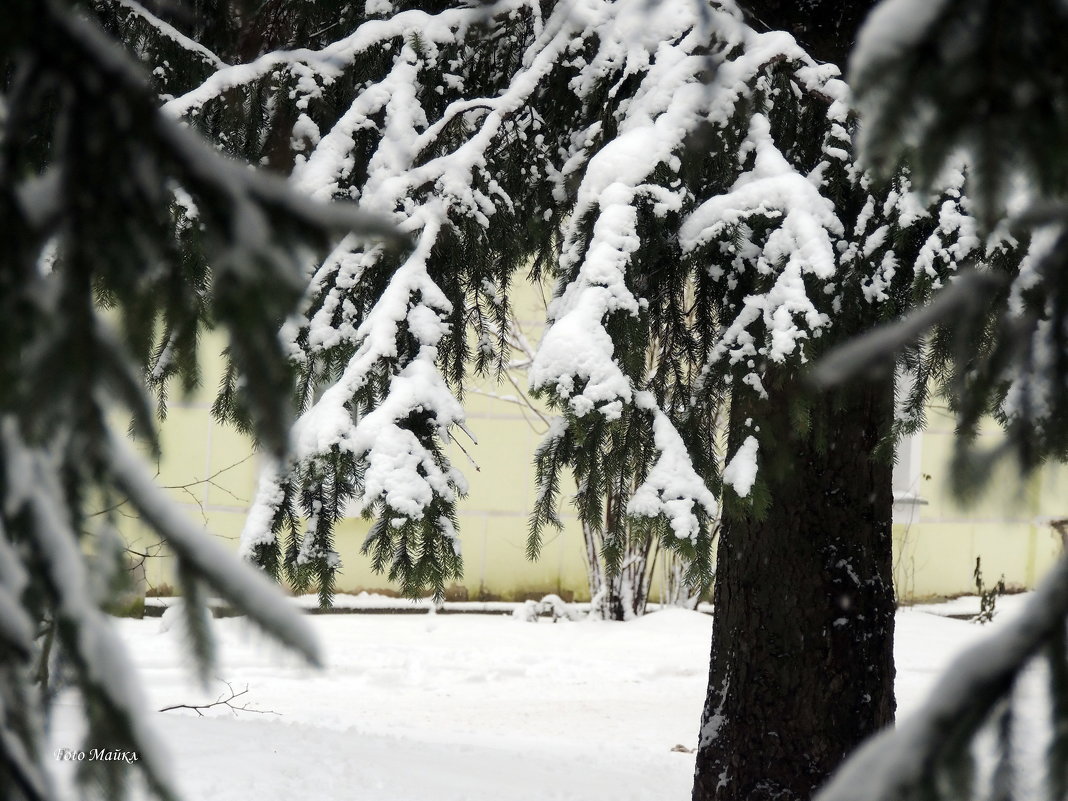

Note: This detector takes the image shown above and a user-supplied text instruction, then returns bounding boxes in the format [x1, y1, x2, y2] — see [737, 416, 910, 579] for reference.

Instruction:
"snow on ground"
[50, 602, 1029, 800]
[907, 590, 1032, 620]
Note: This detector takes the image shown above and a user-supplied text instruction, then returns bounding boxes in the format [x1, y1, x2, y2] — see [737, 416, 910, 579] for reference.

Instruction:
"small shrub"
[972, 556, 1006, 625]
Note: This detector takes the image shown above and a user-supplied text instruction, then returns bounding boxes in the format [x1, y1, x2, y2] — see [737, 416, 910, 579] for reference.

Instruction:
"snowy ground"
[50, 596, 1033, 800]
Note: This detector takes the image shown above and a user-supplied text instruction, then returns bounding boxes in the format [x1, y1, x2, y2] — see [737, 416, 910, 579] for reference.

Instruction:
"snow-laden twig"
[113, 0, 229, 69]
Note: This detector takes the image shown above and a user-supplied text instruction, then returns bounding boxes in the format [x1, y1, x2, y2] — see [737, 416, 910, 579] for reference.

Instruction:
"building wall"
[125, 299, 1066, 603]
[891, 406, 1064, 601]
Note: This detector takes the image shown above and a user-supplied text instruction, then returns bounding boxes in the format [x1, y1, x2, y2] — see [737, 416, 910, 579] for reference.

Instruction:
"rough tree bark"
[692, 373, 896, 801]
[692, 5, 889, 799]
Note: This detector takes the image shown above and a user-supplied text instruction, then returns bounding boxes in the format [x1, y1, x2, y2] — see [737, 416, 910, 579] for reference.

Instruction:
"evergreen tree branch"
[106, 431, 321, 667]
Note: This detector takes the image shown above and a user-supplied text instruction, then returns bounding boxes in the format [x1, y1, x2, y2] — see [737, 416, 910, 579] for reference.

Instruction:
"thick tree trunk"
[692, 374, 896, 801]
[690, 5, 893, 799]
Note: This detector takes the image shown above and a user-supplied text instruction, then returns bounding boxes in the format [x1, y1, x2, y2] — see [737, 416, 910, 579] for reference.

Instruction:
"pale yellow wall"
[120, 296, 1067, 603]
[892, 406, 1065, 601]
[118, 357, 258, 594]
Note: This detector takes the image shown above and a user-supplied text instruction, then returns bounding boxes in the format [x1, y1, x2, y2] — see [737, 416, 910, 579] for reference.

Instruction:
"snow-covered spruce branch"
[109, 0, 228, 70]
[159, 1, 535, 120]
[817, 553, 1068, 801]
[1, 421, 178, 801]
[213, 1, 594, 601]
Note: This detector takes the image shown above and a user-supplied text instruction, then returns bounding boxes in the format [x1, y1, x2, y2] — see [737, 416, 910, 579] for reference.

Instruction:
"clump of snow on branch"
[627, 393, 718, 541]
[680, 112, 844, 374]
[722, 436, 759, 498]
[533, 0, 729, 415]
